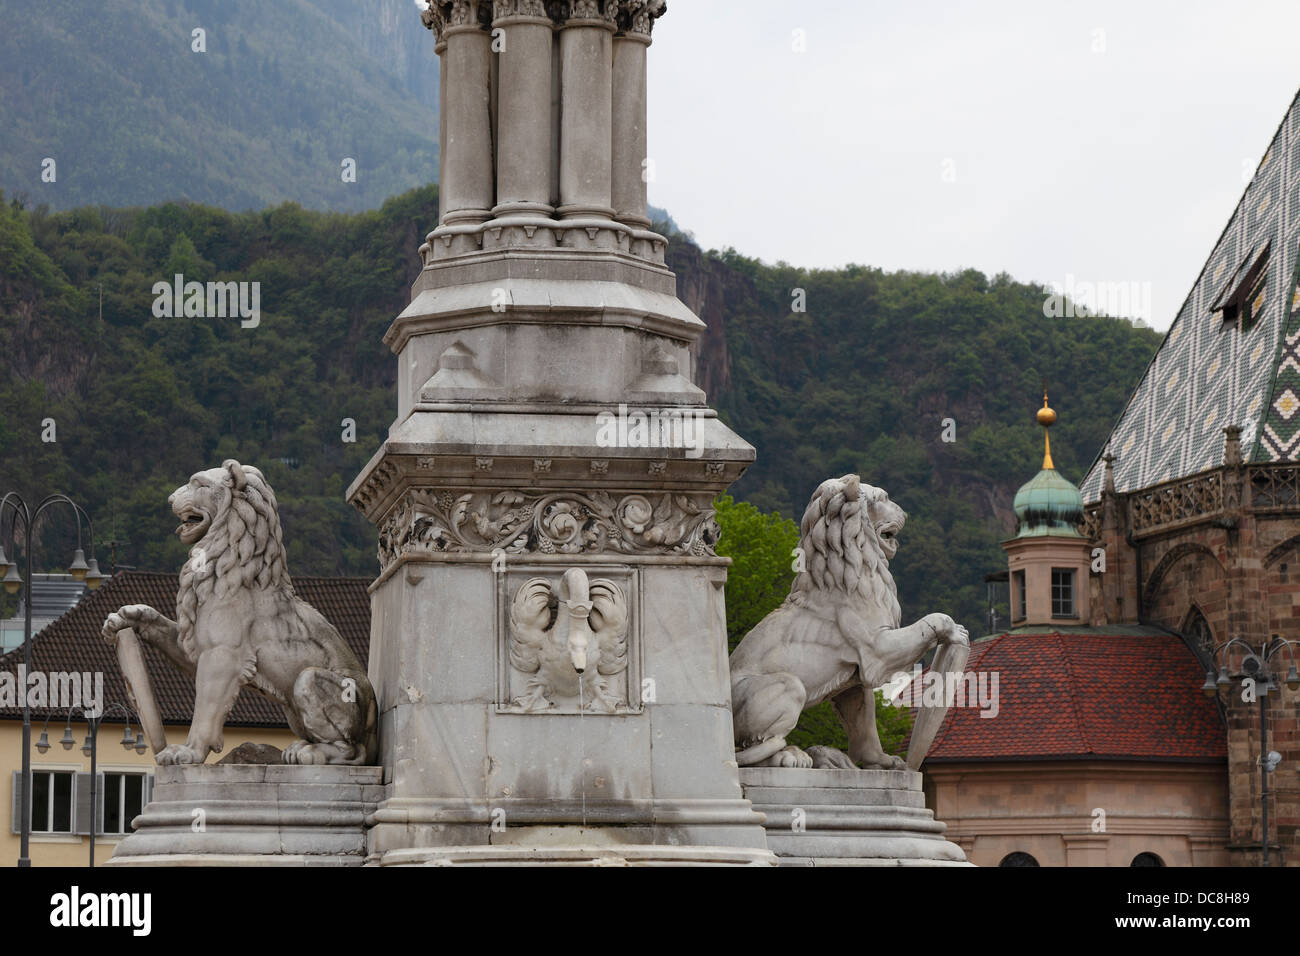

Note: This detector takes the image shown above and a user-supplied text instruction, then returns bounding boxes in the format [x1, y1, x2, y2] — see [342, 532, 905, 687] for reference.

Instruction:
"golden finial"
[1037, 389, 1056, 469]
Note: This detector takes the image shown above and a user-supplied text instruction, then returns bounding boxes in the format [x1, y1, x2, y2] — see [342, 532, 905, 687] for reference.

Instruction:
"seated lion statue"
[730, 474, 968, 771]
[102, 460, 377, 766]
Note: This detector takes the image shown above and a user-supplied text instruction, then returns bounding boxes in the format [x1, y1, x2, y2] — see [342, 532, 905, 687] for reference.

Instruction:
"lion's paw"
[156, 744, 204, 766]
[807, 745, 858, 770]
[862, 754, 907, 771]
[283, 740, 327, 765]
[769, 745, 813, 769]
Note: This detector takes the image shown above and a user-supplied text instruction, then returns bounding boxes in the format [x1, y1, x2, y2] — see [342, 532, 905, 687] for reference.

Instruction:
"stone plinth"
[106, 765, 384, 867]
[740, 767, 970, 866]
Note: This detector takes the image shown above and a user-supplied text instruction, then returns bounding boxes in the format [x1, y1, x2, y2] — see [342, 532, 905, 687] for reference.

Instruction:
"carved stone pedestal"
[740, 767, 971, 866]
[106, 765, 383, 867]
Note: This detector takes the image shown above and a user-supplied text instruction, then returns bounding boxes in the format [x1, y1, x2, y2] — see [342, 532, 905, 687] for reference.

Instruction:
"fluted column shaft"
[557, 7, 616, 220]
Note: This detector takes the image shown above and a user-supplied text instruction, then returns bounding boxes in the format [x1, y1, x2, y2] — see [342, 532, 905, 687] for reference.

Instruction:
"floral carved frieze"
[377, 487, 721, 567]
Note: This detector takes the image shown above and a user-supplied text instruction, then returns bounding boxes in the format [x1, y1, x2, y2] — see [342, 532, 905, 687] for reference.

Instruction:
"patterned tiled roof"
[1081, 90, 1300, 501]
[0, 570, 372, 728]
[913, 631, 1226, 762]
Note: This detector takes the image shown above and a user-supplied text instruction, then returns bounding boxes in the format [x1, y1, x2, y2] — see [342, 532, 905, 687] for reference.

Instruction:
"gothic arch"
[1264, 533, 1300, 569]
[1142, 542, 1224, 607]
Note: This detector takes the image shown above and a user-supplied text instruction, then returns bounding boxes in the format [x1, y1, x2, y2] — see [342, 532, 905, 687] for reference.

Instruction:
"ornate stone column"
[354, 0, 769, 867]
[611, 1, 663, 230]
[425, 1, 495, 227]
[557, 0, 617, 220]
[491, 0, 554, 219]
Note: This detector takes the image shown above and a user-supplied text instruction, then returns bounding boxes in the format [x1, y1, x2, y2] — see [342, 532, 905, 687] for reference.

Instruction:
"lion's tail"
[735, 736, 789, 767]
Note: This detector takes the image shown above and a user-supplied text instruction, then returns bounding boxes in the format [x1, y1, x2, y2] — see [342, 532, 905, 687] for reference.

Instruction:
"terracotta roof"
[0, 570, 371, 728]
[906, 631, 1226, 763]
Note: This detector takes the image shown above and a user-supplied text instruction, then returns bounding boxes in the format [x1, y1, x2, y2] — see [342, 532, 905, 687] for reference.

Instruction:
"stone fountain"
[107, 0, 969, 868]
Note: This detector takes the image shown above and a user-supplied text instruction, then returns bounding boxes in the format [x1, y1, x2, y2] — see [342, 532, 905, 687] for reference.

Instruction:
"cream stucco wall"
[1004, 536, 1093, 627]
[0, 720, 295, 867]
[925, 760, 1230, 866]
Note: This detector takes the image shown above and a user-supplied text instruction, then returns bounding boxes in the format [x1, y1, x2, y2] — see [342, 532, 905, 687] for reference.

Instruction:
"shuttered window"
[11, 770, 153, 836]
[10, 770, 75, 834]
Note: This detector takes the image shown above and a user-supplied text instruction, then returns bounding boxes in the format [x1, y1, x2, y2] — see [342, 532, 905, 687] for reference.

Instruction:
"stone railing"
[1080, 503, 1102, 542]
[1126, 470, 1226, 538]
[1086, 464, 1300, 540]
[1248, 464, 1300, 511]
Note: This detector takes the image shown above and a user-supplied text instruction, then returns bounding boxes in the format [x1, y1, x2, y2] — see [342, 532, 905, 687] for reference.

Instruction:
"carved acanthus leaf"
[377, 487, 719, 567]
[618, 0, 665, 35]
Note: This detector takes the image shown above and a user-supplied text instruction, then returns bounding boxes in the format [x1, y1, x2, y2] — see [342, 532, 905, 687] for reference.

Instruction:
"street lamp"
[1201, 634, 1300, 867]
[0, 492, 103, 867]
[35, 703, 139, 867]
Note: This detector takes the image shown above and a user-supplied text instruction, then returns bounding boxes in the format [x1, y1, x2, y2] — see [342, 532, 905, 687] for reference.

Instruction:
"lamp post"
[35, 702, 142, 867]
[1201, 634, 1300, 867]
[0, 493, 105, 867]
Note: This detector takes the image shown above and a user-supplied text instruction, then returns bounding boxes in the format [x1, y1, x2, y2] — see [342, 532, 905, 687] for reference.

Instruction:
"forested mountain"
[0, 187, 1161, 635]
[0, 0, 440, 212]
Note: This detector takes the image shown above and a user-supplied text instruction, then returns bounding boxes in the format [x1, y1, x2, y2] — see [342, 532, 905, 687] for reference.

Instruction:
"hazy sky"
[644, 0, 1300, 330]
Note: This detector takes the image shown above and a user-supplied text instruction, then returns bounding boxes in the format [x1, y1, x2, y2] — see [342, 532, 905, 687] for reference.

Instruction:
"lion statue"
[101, 460, 377, 766]
[729, 474, 968, 771]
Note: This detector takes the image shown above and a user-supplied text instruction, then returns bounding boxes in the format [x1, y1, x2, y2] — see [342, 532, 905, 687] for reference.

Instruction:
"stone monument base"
[106, 764, 384, 867]
[739, 766, 971, 866]
[377, 838, 773, 867]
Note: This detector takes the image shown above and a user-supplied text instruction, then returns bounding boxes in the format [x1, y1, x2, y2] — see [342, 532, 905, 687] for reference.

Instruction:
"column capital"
[617, 0, 666, 38]
[421, 1, 492, 43]
[493, 0, 550, 22]
[559, 0, 620, 27]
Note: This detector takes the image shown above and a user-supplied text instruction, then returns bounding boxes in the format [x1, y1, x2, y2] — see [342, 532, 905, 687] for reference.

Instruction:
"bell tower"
[1003, 395, 1094, 628]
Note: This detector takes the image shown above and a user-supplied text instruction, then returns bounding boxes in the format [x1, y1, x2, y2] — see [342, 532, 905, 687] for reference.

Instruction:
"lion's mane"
[787, 477, 901, 629]
[176, 462, 290, 660]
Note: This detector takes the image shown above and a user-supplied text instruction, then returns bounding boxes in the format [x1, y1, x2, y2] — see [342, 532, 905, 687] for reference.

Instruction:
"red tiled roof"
[0, 570, 371, 728]
[908, 631, 1226, 763]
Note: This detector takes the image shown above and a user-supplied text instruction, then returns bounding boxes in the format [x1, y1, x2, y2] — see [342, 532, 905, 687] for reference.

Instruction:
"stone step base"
[740, 766, 971, 867]
[106, 764, 384, 867]
[376, 843, 774, 866]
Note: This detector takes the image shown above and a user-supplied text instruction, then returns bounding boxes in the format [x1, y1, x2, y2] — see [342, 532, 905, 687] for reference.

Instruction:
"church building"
[921, 89, 1300, 867]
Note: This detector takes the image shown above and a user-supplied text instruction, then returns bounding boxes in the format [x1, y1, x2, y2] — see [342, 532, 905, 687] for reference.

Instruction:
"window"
[102, 772, 148, 835]
[1051, 568, 1075, 618]
[1212, 240, 1269, 333]
[999, 851, 1040, 867]
[1131, 852, 1165, 867]
[11, 770, 75, 834]
[1013, 570, 1026, 621]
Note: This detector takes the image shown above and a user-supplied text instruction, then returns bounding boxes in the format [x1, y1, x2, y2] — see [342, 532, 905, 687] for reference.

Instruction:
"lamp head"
[2, 562, 22, 595]
[68, 548, 89, 582]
